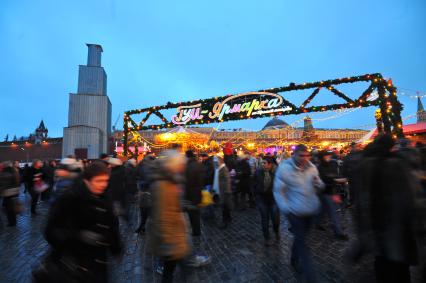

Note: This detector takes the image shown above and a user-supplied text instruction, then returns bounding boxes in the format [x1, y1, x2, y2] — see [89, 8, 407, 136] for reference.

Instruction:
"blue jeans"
[317, 194, 344, 235]
[256, 197, 280, 239]
[287, 213, 317, 283]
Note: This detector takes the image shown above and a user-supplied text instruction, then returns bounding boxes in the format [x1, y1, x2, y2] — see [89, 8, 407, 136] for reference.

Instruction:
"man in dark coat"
[28, 160, 46, 215]
[236, 155, 251, 210]
[254, 156, 280, 246]
[200, 153, 214, 190]
[352, 134, 419, 283]
[42, 160, 56, 201]
[124, 159, 138, 200]
[106, 158, 127, 221]
[342, 142, 363, 207]
[317, 151, 348, 240]
[135, 154, 156, 234]
[185, 150, 204, 236]
[35, 162, 122, 283]
[0, 162, 20, 226]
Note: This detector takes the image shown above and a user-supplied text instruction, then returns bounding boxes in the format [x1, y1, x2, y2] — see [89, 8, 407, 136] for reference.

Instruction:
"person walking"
[351, 134, 419, 283]
[342, 142, 363, 207]
[184, 150, 203, 237]
[42, 160, 56, 201]
[146, 150, 191, 283]
[316, 150, 348, 240]
[273, 144, 323, 283]
[52, 158, 80, 202]
[212, 156, 233, 229]
[254, 156, 280, 246]
[135, 154, 156, 234]
[28, 160, 46, 216]
[0, 161, 20, 227]
[33, 161, 122, 283]
[124, 159, 138, 202]
[236, 154, 251, 210]
[107, 158, 127, 222]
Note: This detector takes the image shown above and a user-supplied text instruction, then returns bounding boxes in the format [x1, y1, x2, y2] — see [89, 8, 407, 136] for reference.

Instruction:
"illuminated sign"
[171, 92, 292, 125]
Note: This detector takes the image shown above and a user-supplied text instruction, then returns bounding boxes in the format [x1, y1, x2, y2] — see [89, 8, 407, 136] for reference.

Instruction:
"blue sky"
[1, 0, 425, 138]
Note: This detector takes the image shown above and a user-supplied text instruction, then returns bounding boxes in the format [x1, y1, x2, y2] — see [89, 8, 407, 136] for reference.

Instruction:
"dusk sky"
[1, 0, 425, 139]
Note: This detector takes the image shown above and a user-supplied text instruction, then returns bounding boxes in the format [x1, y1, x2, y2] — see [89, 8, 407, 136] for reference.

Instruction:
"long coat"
[107, 166, 126, 201]
[44, 179, 122, 282]
[356, 154, 418, 264]
[147, 172, 190, 261]
[185, 157, 203, 205]
[236, 158, 251, 192]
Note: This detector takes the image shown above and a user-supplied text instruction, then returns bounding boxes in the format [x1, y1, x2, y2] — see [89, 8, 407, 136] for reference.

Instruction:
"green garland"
[122, 73, 404, 156]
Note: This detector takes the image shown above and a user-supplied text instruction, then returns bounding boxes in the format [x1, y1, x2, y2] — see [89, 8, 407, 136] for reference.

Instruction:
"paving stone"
[1, 190, 423, 282]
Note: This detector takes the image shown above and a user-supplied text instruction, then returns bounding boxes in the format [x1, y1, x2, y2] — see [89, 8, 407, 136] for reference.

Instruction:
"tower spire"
[418, 97, 424, 112]
[417, 97, 426, 123]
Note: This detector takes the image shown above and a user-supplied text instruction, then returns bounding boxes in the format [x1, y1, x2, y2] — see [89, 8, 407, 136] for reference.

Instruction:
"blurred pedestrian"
[106, 158, 127, 222]
[42, 160, 56, 201]
[212, 156, 233, 229]
[33, 161, 122, 283]
[28, 160, 47, 216]
[274, 144, 323, 283]
[52, 157, 80, 201]
[236, 154, 251, 210]
[0, 161, 21, 227]
[135, 154, 156, 234]
[146, 150, 190, 283]
[351, 134, 419, 283]
[254, 156, 280, 246]
[342, 142, 363, 207]
[23, 163, 30, 194]
[316, 150, 348, 240]
[184, 150, 203, 236]
[124, 158, 138, 201]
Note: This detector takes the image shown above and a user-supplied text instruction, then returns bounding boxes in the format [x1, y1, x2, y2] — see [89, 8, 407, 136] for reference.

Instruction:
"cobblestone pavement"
[0, 188, 421, 283]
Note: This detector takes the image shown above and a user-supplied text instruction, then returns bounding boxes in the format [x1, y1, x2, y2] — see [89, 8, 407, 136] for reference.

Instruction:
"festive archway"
[123, 73, 403, 156]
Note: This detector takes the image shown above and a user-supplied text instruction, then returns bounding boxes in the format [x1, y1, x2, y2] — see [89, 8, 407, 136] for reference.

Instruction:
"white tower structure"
[62, 44, 112, 159]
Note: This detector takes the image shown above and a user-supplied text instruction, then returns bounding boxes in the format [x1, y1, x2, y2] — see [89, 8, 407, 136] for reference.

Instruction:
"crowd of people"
[0, 134, 425, 283]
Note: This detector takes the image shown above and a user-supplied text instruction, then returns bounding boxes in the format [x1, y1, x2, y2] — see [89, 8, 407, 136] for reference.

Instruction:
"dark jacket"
[136, 157, 156, 189]
[254, 167, 276, 202]
[107, 166, 126, 201]
[43, 165, 56, 187]
[44, 179, 122, 282]
[237, 158, 251, 191]
[124, 165, 137, 194]
[356, 154, 418, 264]
[0, 166, 20, 197]
[28, 167, 46, 193]
[342, 150, 363, 205]
[317, 160, 339, 195]
[201, 157, 215, 187]
[185, 157, 203, 205]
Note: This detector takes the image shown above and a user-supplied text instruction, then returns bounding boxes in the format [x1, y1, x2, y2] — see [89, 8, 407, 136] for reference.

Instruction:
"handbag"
[199, 190, 213, 207]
